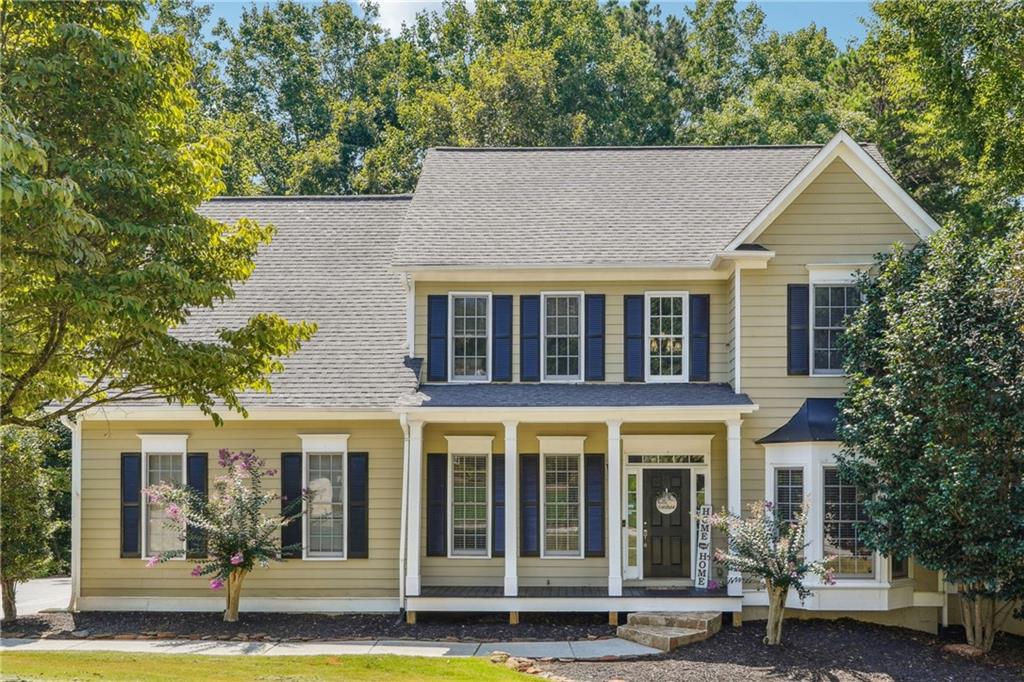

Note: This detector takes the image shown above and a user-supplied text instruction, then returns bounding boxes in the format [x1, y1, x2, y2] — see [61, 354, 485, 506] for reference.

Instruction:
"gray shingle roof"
[177, 195, 419, 409]
[395, 144, 888, 268]
[414, 383, 753, 408]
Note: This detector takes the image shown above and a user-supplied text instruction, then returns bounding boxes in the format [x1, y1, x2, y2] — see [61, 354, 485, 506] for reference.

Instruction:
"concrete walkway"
[0, 636, 659, 660]
[0, 577, 70, 618]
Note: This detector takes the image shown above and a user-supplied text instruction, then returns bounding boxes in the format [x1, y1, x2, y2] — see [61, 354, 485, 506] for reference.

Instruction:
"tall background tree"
[1, 1, 315, 427]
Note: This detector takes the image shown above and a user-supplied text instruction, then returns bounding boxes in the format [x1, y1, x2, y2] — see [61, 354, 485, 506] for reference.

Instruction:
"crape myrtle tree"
[145, 449, 311, 622]
[710, 501, 835, 645]
[0, 1, 315, 427]
[837, 217, 1024, 652]
[0, 426, 57, 621]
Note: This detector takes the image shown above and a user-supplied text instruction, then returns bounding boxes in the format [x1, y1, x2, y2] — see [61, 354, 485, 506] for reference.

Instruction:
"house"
[68, 132, 962, 633]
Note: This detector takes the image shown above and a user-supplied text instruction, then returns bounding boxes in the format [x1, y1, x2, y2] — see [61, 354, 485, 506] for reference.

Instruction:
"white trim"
[401, 405, 759, 423]
[622, 435, 713, 457]
[76, 596, 400, 614]
[643, 291, 690, 383]
[406, 275, 416, 357]
[86, 407, 396, 422]
[540, 291, 585, 383]
[445, 436, 493, 559]
[62, 416, 82, 611]
[606, 420, 623, 596]
[404, 421, 424, 596]
[539, 441, 586, 559]
[806, 263, 872, 284]
[733, 269, 742, 393]
[726, 420, 742, 597]
[299, 434, 350, 560]
[138, 435, 188, 561]
[406, 595, 741, 613]
[725, 131, 939, 251]
[448, 291, 493, 383]
[503, 421, 519, 596]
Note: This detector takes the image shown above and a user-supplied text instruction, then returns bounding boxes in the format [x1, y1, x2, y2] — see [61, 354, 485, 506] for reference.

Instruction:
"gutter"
[59, 415, 82, 612]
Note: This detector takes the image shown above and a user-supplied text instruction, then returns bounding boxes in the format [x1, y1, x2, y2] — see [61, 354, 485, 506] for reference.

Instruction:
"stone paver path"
[0, 636, 659, 660]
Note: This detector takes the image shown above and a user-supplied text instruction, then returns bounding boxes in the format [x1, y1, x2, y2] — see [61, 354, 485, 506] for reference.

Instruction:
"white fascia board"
[82, 406, 397, 422]
[725, 131, 939, 251]
[398, 404, 758, 423]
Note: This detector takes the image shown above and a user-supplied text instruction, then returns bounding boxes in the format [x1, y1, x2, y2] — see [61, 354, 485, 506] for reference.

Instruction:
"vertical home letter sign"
[695, 504, 712, 589]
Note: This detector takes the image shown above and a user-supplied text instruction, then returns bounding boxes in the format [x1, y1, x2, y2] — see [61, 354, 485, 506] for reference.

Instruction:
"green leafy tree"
[145, 449, 310, 622]
[0, 426, 57, 621]
[838, 218, 1024, 652]
[0, 1, 314, 427]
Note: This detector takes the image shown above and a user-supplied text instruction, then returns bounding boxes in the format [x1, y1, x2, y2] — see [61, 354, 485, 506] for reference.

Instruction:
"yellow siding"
[738, 158, 921, 511]
[415, 280, 731, 383]
[81, 419, 404, 598]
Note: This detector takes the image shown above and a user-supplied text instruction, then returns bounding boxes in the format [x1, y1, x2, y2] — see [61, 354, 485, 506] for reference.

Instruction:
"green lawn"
[0, 651, 530, 681]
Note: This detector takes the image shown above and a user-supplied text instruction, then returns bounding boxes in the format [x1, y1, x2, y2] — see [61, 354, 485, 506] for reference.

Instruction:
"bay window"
[823, 467, 873, 577]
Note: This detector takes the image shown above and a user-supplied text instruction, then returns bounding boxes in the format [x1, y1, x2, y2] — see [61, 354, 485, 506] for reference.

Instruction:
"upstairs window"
[645, 292, 688, 382]
[812, 285, 860, 375]
[450, 293, 491, 381]
[542, 293, 583, 381]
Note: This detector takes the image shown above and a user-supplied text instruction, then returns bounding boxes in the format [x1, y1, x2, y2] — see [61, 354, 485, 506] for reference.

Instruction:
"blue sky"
[199, 1, 874, 46]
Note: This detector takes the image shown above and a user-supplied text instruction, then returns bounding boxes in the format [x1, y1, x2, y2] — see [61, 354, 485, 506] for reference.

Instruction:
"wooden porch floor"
[420, 585, 730, 598]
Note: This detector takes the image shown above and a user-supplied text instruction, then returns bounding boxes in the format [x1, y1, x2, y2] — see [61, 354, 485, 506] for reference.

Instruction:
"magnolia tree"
[145, 449, 307, 622]
[710, 501, 835, 645]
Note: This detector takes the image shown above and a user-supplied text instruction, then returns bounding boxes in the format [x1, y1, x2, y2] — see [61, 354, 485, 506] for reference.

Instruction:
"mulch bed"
[0, 610, 616, 643]
[539, 618, 1024, 682]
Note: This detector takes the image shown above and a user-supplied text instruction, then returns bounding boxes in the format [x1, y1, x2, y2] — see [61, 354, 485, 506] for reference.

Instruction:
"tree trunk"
[764, 582, 788, 645]
[959, 589, 1004, 653]
[1, 579, 17, 622]
[223, 569, 247, 623]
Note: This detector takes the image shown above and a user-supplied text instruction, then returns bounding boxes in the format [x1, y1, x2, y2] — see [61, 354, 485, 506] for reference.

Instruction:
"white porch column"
[503, 420, 519, 596]
[726, 419, 743, 597]
[404, 420, 424, 597]
[607, 419, 623, 597]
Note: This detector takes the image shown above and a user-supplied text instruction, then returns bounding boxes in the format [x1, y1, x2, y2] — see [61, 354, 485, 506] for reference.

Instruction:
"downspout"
[59, 415, 82, 612]
[398, 413, 410, 612]
[734, 266, 742, 393]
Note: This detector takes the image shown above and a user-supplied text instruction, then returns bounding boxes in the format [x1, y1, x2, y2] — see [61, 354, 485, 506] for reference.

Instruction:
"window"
[450, 455, 489, 556]
[812, 285, 861, 374]
[774, 468, 804, 524]
[542, 454, 582, 557]
[145, 452, 184, 556]
[890, 556, 909, 579]
[823, 467, 873, 577]
[542, 293, 583, 381]
[645, 292, 688, 382]
[306, 452, 346, 557]
[450, 293, 491, 381]
[300, 434, 349, 559]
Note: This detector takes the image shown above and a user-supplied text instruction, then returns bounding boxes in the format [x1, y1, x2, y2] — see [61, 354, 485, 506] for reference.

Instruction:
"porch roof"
[414, 382, 752, 408]
[757, 398, 840, 443]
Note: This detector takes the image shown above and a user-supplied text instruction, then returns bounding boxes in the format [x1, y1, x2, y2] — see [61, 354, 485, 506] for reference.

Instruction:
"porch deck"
[421, 585, 729, 598]
[408, 585, 740, 614]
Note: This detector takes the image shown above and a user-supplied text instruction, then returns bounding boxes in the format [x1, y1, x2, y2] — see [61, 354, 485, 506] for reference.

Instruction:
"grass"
[0, 651, 530, 681]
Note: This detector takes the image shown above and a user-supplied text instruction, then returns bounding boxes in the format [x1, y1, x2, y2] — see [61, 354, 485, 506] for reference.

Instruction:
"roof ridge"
[207, 194, 413, 201]
[429, 142, 877, 152]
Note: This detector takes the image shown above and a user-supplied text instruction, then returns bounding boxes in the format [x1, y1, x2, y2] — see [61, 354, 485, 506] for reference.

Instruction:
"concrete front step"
[626, 610, 722, 634]
[614, 624, 708, 652]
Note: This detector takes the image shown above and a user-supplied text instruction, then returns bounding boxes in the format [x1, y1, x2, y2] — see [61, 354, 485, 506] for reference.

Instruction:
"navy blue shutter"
[520, 454, 540, 556]
[492, 295, 513, 381]
[492, 455, 505, 557]
[427, 295, 448, 382]
[347, 453, 369, 558]
[426, 454, 447, 556]
[585, 295, 605, 381]
[520, 295, 541, 381]
[186, 454, 208, 559]
[120, 453, 141, 558]
[689, 294, 711, 382]
[624, 295, 645, 382]
[584, 454, 605, 557]
[280, 453, 303, 557]
[787, 284, 810, 375]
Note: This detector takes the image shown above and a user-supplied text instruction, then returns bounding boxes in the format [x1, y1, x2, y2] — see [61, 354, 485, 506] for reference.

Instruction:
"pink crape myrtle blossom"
[142, 449, 312, 622]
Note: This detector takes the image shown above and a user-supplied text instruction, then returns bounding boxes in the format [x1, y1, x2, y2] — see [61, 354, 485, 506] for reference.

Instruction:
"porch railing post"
[607, 419, 623, 597]
[404, 420, 424, 597]
[726, 419, 743, 598]
[503, 420, 519, 597]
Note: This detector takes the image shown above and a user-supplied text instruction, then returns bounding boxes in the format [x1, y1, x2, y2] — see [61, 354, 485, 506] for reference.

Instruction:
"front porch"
[399, 386, 756, 617]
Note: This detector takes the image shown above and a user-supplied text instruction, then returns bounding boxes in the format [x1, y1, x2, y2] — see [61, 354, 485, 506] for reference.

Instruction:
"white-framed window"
[822, 466, 873, 577]
[811, 284, 861, 375]
[541, 292, 584, 382]
[139, 434, 188, 560]
[445, 436, 493, 558]
[300, 434, 350, 560]
[449, 292, 491, 382]
[644, 291, 688, 383]
[539, 436, 586, 558]
[774, 467, 804, 524]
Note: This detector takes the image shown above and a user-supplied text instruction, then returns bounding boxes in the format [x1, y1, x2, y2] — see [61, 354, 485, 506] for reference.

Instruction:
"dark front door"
[643, 468, 690, 578]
